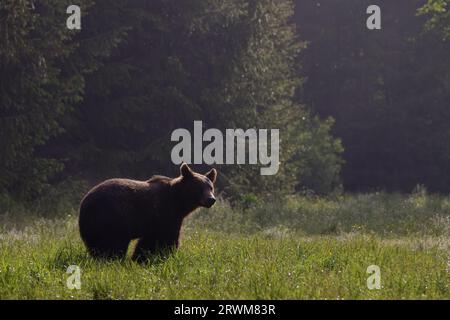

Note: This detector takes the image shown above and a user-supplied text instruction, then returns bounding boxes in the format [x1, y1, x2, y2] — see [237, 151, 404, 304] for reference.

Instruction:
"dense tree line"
[295, 0, 450, 192]
[0, 0, 449, 207]
[0, 0, 90, 198]
[1, 0, 342, 203]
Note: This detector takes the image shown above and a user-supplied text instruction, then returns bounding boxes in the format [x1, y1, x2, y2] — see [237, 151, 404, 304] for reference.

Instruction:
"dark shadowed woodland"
[0, 0, 449, 208]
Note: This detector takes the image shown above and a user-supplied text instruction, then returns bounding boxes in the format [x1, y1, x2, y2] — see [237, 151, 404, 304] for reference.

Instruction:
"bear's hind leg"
[88, 238, 129, 260]
[131, 237, 157, 262]
[132, 237, 176, 262]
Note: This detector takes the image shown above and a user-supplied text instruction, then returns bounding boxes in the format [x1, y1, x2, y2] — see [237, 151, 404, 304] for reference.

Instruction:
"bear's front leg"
[132, 237, 178, 262]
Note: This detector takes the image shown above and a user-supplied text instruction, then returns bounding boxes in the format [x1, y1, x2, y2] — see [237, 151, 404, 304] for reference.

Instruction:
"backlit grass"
[0, 192, 449, 299]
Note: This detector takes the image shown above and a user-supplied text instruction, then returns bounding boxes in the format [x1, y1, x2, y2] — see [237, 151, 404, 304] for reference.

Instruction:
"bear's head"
[174, 163, 217, 211]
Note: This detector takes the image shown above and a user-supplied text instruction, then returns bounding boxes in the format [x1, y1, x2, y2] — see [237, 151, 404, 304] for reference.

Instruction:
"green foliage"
[190, 192, 450, 237]
[0, 178, 87, 218]
[419, 0, 450, 39]
[294, 116, 344, 195]
[0, 0, 94, 198]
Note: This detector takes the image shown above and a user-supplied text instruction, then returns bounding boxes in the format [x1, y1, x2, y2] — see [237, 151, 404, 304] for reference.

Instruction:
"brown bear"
[78, 163, 217, 261]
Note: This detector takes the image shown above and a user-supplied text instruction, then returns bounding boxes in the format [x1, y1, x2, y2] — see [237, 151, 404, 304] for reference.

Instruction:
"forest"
[1, 0, 449, 207]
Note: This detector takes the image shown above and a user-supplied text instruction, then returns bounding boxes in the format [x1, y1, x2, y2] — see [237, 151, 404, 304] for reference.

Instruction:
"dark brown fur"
[78, 163, 217, 261]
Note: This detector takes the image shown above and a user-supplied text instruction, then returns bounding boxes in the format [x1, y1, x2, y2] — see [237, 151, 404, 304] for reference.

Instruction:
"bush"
[187, 192, 450, 236]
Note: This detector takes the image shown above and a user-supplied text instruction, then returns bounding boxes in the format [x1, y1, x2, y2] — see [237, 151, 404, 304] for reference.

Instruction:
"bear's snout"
[203, 196, 216, 208]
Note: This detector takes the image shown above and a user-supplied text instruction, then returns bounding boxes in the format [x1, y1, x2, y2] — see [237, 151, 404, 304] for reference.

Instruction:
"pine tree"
[0, 0, 86, 198]
[0, 0, 124, 199]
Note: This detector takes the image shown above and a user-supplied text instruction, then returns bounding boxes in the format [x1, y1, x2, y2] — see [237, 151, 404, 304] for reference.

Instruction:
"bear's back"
[80, 177, 172, 210]
[81, 179, 146, 207]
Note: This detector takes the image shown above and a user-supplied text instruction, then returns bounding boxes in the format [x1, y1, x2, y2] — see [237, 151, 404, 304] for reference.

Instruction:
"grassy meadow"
[0, 190, 449, 299]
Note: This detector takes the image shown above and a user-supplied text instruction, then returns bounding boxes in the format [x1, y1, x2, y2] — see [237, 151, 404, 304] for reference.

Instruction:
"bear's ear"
[180, 162, 193, 178]
[205, 168, 217, 184]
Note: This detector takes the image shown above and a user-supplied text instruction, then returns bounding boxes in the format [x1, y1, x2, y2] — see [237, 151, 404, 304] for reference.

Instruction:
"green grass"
[0, 191, 449, 299]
